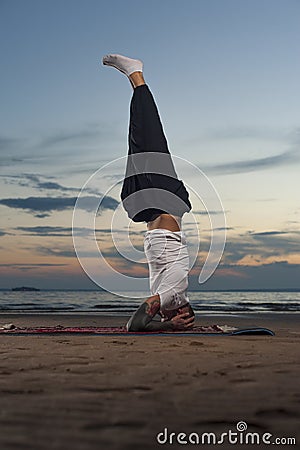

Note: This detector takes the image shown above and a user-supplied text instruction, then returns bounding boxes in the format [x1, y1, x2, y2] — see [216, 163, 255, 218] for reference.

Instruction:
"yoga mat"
[0, 324, 275, 336]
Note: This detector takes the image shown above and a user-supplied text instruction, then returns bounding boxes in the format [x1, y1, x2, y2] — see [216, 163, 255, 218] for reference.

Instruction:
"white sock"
[102, 54, 143, 77]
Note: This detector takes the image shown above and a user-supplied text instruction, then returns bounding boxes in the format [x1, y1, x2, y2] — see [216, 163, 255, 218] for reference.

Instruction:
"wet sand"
[0, 313, 299, 449]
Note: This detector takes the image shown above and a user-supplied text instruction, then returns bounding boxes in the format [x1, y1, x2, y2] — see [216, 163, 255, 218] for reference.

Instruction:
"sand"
[0, 313, 299, 449]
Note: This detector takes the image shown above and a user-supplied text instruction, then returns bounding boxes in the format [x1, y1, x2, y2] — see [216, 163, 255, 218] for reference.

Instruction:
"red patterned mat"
[0, 324, 274, 335]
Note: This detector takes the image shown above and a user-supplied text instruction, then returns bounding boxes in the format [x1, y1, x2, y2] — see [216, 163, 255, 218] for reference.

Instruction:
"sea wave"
[0, 290, 299, 314]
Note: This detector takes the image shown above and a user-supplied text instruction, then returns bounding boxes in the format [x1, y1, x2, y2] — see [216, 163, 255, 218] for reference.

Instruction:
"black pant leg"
[127, 84, 170, 155]
[121, 85, 191, 222]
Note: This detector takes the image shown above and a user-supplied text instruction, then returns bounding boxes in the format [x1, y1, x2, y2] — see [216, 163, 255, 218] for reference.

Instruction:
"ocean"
[0, 290, 300, 315]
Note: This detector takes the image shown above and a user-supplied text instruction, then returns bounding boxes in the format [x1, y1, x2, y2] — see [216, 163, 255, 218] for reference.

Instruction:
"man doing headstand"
[102, 54, 195, 332]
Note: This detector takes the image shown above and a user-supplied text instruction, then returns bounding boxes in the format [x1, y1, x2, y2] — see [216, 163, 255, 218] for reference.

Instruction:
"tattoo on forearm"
[145, 298, 160, 317]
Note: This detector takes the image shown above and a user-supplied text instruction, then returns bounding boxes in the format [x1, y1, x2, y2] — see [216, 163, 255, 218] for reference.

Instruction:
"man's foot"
[102, 54, 143, 77]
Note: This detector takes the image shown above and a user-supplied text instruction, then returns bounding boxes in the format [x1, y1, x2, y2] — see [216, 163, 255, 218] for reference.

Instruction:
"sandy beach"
[0, 313, 299, 449]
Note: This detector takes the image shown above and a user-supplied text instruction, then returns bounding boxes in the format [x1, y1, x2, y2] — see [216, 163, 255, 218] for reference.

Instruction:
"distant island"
[12, 286, 40, 292]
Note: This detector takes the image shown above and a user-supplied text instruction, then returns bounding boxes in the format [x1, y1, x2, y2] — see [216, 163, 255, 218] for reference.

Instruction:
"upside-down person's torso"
[146, 214, 181, 232]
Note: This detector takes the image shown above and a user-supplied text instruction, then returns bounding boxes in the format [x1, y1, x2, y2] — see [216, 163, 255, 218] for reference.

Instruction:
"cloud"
[0, 136, 20, 150]
[36, 245, 105, 259]
[38, 181, 78, 191]
[35, 213, 51, 219]
[250, 230, 289, 236]
[202, 149, 298, 175]
[0, 263, 68, 272]
[249, 230, 300, 253]
[0, 122, 124, 169]
[16, 226, 77, 237]
[1, 173, 99, 195]
[1, 225, 142, 238]
[36, 247, 76, 258]
[222, 229, 300, 265]
[201, 126, 291, 142]
[199, 226, 233, 233]
[193, 209, 227, 215]
[95, 228, 141, 235]
[189, 261, 300, 290]
[40, 129, 101, 147]
[101, 246, 145, 260]
[0, 195, 119, 217]
[15, 226, 131, 237]
[0, 263, 68, 267]
[38, 122, 124, 149]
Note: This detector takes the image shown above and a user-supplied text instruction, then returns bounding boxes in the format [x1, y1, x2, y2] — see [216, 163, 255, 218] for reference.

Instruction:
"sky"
[0, 0, 299, 291]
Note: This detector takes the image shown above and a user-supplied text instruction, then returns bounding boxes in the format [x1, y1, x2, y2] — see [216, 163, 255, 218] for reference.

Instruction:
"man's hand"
[170, 312, 195, 330]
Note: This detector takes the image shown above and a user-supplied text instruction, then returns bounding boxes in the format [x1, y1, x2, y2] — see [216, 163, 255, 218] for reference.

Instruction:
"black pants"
[121, 85, 191, 223]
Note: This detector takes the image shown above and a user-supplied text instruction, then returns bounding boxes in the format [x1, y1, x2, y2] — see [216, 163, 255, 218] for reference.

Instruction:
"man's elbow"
[126, 322, 139, 332]
[126, 317, 144, 332]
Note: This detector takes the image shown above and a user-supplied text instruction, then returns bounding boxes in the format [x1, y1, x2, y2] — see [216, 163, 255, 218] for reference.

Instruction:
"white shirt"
[144, 228, 190, 314]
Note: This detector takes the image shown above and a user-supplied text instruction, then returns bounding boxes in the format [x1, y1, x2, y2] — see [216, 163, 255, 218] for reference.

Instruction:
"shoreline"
[1, 311, 299, 330]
